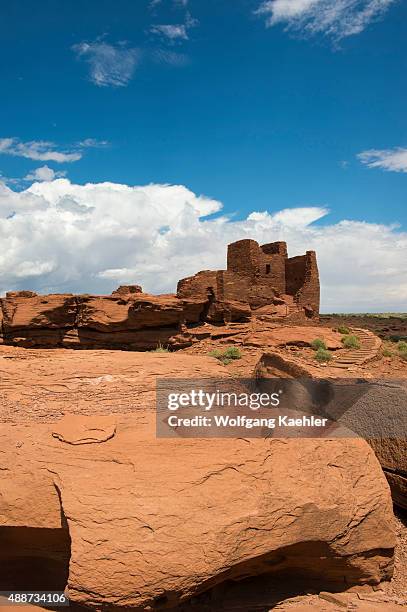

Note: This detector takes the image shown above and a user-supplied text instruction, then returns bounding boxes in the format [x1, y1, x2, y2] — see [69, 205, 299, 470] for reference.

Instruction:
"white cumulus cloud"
[72, 41, 141, 87]
[256, 0, 397, 40]
[358, 147, 407, 173]
[0, 178, 405, 312]
[24, 166, 67, 182]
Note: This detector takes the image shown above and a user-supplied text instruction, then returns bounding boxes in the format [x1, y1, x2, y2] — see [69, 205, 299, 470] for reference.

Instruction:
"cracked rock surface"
[0, 349, 397, 611]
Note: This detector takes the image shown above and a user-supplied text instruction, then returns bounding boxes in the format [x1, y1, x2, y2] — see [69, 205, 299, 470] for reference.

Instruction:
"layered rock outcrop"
[0, 240, 320, 350]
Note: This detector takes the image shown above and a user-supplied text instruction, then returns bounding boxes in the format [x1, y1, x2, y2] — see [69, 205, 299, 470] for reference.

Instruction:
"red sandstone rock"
[369, 438, 407, 510]
[5, 290, 38, 298]
[52, 414, 116, 444]
[0, 348, 398, 609]
[77, 293, 183, 332]
[271, 592, 406, 611]
[244, 326, 343, 349]
[111, 284, 143, 296]
[207, 298, 252, 323]
[1, 293, 77, 331]
[0, 351, 229, 423]
[0, 417, 395, 610]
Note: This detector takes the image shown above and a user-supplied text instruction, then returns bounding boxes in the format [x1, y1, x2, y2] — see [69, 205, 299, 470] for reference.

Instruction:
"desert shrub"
[342, 335, 360, 349]
[314, 348, 332, 363]
[381, 347, 393, 358]
[311, 338, 327, 350]
[223, 346, 242, 360]
[398, 341, 407, 361]
[209, 346, 241, 365]
[337, 325, 350, 335]
[389, 335, 407, 343]
[152, 343, 169, 353]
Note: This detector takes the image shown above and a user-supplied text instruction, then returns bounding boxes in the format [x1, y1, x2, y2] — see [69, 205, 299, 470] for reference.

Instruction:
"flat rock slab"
[52, 414, 117, 444]
[244, 326, 343, 349]
[272, 592, 405, 611]
[0, 349, 229, 423]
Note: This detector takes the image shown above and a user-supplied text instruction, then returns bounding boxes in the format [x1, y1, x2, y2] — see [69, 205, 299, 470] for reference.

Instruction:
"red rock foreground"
[0, 350, 396, 611]
[0, 239, 320, 350]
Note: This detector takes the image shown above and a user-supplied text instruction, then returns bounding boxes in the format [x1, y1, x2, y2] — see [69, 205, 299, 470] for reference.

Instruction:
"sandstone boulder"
[111, 285, 143, 296]
[369, 438, 407, 510]
[1, 293, 77, 331]
[0, 419, 395, 610]
[207, 299, 252, 323]
[0, 347, 397, 610]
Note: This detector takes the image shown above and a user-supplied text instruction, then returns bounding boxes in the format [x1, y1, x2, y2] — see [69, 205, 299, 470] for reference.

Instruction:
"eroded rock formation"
[0, 414, 396, 610]
[0, 239, 320, 350]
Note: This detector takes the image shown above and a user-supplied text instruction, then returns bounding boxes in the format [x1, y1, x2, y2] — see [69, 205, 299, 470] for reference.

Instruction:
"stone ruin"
[0, 239, 319, 350]
[178, 238, 319, 322]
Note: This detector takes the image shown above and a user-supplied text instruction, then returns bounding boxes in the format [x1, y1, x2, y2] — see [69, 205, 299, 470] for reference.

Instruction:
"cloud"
[77, 138, 109, 148]
[152, 49, 189, 66]
[24, 166, 67, 182]
[358, 147, 407, 173]
[150, 11, 198, 43]
[255, 0, 397, 40]
[72, 41, 140, 87]
[0, 179, 405, 312]
[150, 24, 189, 41]
[0, 138, 81, 163]
[149, 0, 189, 7]
[0, 137, 106, 164]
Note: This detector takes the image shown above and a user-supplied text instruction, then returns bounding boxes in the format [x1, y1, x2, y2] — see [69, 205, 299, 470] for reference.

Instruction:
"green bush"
[398, 341, 407, 361]
[337, 325, 350, 335]
[223, 346, 242, 360]
[221, 358, 233, 365]
[342, 335, 360, 349]
[311, 338, 327, 350]
[390, 335, 407, 343]
[381, 347, 393, 358]
[314, 348, 332, 363]
[209, 346, 242, 365]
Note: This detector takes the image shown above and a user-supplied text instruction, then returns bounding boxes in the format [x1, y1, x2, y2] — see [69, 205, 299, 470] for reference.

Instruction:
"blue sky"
[0, 0, 406, 310]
